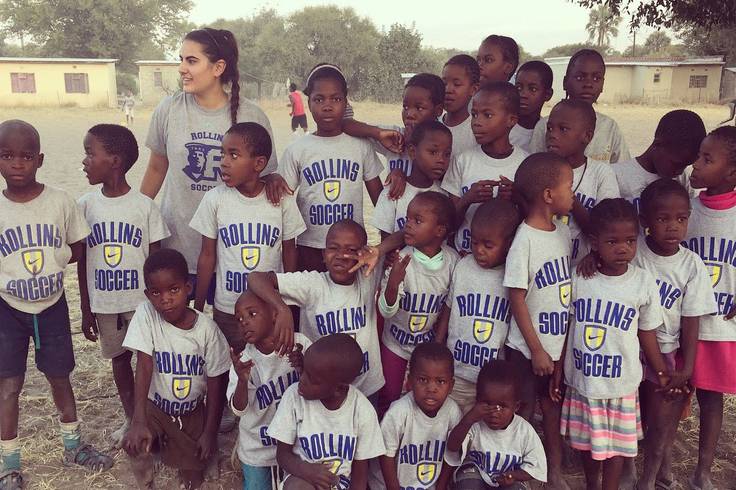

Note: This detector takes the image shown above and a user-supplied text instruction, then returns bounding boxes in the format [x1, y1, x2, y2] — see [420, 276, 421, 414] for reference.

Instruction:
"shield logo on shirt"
[555, 214, 570, 226]
[705, 262, 722, 288]
[473, 319, 494, 344]
[417, 462, 438, 485]
[103, 244, 123, 268]
[21, 249, 44, 276]
[559, 281, 572, 308]
[172, 377, 192, 400]
[241, 246, 261, 271]
[322, 458, 343, 474]
[324, 180, 341, 202]
[409, 314, 428, 333]
[584, 325, 607, 352]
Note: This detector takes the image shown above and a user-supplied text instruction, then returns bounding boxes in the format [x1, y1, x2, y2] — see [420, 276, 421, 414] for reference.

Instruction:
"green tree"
[676, 23, 736, 65]
[585, 5, 622, 48]
[542, 42, 601, 58]
[575, 1, 736, 29]
[643, 30, 671, 54]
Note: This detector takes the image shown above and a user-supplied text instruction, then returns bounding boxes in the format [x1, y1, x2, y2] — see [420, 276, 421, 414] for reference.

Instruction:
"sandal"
[0, 470, 23, 490]
[656, 476, 674, 490]
[63, 442, 114, 471]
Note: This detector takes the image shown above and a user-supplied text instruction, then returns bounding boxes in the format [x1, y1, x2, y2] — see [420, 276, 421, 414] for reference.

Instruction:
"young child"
[287, 83, 308, 134]
[190, 122, 305, 351]
[374, 343, 462, 490]
[502, 152, 574, 489]
[247, 220, 385, 401]
[633, 180, 716, 490]
[344, 73, 446, 176]
[436, 199, 522, 413]
[278, 64, 384, 272]
[681, 126, 736, 490]
[441, 55, 481, 159]
[268, 334, 385, 490]
[442, 81, 528, 254]
[529, 49, 630, 163]
[122, 91, 136, 126]
[77, 123, 170, 446]
[227, 290, 311, 490]
[613, 109, 706, 212]
[446, 360, 547, 489]
[373, 121, 451, 238]
[0, 120, 112, 489]
[551, 198, 668, 490]
[378, 191, 459, 412]
[546, 99, 620, 263]
[476, 35, 519, 84]
[510, 60, 553, 152]
[122, 248, 231, 490]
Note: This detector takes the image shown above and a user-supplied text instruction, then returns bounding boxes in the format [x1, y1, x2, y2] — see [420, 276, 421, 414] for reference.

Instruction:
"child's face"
[476, 381, 519, 430]
[476, 41, 512, 83]
[408, 358, 454, 417]
[298, 350, 337, 401]
[144, 269, 192, 325]
[179, 40, 224, 95]
[690, 135, 736, 190]
[442, 64, 478, 114]
[650, 142, 694, 179]
[0, 131, 43, 191]
[235, 292, 274, 346]
[82, 133, 116, 185]
[220, 133, 266, 188]
[549, 165, 575, 215]
[404, 199, 444, 249]
[564, 55, 605, 103]
[308, 78, 347, 133]
[470, 224, 512, 269]
[470, 92, 517, 146]
[545, 106, 593, 159]
[408, 130, 452, 182]
[515, 70, 551, 118]
[402, 86, 442, 135]
[641, 194, 690, 254]
[591, 220, 638, 270]
[323, 226, 364, 285]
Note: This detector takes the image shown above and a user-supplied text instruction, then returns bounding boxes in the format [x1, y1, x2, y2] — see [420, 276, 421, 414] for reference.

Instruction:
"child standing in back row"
[441, 55, 481, 159]
[476, 35, 519, 84]
[77, 124, 170, 447]
[510, 61, 554, 152]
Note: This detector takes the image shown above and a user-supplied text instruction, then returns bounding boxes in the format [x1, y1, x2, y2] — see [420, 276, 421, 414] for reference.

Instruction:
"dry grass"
[2, 100, 735, 489]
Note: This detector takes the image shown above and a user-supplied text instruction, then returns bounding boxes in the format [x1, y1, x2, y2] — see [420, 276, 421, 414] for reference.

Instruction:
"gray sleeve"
[145, 96, 174, 156]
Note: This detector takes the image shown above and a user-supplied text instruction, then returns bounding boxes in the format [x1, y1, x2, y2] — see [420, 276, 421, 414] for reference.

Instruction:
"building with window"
[544, 55, 725, 104]
[0, 57, 118, 108]
[135, 60, 181, 106]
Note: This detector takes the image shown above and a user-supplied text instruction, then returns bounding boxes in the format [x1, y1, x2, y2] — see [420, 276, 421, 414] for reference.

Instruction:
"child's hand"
[123, 421, 153, 457]
[377, 129, 404, 154]
[305, 461, 341, 489]
[549, 362, 564, 403]
[196, 430, 216, 461]
[467, 401, 496, 424]
[288, 343, 305, 372]
[387, 254, 411, 288]
[81, 311, 99, 342]
[347, 245, 381, 276]
[385, 169, 407, 200]
[725, 304, 736, 321]
[274, 305, 296, 356]
[497, 175, 513, 200]
[263, 173, 293, 206]
[462, 180, 498, 205]
[531, 349, 554, 376]
[661, 368, 692, 394]
[575, 252, 599, 278]
[230, 348, 254, 382]
[496, 472, 516, 487]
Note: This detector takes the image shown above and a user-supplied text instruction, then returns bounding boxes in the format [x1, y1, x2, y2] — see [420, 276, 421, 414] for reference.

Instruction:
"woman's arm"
[140, 152, 170, 199]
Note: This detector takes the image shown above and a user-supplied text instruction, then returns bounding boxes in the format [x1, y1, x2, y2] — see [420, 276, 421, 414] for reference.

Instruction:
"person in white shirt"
[510, 61, 553, 153]
[269, 334, 385, 490]
[441, 55, 480, 160]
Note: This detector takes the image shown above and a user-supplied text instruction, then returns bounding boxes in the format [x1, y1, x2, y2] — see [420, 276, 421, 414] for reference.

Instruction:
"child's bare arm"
[149, 240, 162, 254]
[350, 459, 370, 490]
[496, 468, 533, 486]
[282, 238, 298, 273]
[198, 372, 227, 460]
[194, 236, 216, 312]
[677, 316, 700, 383]
[433, 304, 450, 344]
[343, 119, 403, 154]
[365, 176, 383, 206]
[379, 455, 401, 490]
[276, 442, 339, 488]
[508, 288, 553, 375]
[75, 246, 97, 342]
[124, 351, 154, 457]
[436, 462, 455, 490]
[638, 329, 669, 389]
[247, 272, 294, 354]
[569, 199, 591, 234]
[447, 403, 491, 452]
[69, 240, 84, 264]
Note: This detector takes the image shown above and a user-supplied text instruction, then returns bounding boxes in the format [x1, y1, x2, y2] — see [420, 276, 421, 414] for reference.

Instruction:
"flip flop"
[655, 477, 674, 490]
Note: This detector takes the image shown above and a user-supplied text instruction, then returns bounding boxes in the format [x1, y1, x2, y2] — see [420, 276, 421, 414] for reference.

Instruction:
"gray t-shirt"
[0, 186, 90, 314]
[613, 158, 696, 214]
[442, 116, 477, 161]
[189, 186, 305, 313]
[503, 222, 572, 360]
[123, 301, 231, 416]
[145, 92, 278, 273]
[509, 124, 533, 153]
[446, 256, 510, 383]
[372, 182, 445, 234]
[78, 189, 170, 314]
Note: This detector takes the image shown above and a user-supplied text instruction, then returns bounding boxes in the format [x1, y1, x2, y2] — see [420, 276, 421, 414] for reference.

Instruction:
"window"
[64, 73, 89, 93]
[653, 73, 660, 83]
[10, 73, 36, 93]
[153, 71, 163, 87]
[689, 75, 707, 88]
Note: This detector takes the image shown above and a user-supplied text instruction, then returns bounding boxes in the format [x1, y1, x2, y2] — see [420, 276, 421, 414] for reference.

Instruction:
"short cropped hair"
[551, 99, 596, 131]
[413, 191, 457, 235]
[589, 198, 639, 236]
[476, 360, 519, 399]
[308, 334, 364, 384]
[143, 248, 189, 285]
[445, 54, 481, 84]
[326, 219, 368, 246]
[639, 179, 691, 216]
[408, 120, 452, 146]
[226, 122, 273, 160]
[472, 199, 522, 240]
[517, 60, 553, 89]
[513, 152, 569, 213]
[654, 110, 706, 162]
[481, 35, 520, 74]
[406, 73, 446, 106]
[475, 81, 520, 115]
[409, 342, 454, 376]
[87, 124, 139, 173]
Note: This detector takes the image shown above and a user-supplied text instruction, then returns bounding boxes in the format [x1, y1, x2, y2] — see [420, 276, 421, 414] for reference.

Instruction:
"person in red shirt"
[288, 83, 308, 133]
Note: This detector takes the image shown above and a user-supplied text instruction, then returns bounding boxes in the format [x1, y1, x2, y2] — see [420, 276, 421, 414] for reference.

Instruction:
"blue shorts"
[0, 295, 75, 378]
[187, 274, 215, 305]
[241, 463, 282, 490]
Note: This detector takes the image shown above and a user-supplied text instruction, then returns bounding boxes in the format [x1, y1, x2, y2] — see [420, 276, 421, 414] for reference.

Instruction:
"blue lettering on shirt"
[656, 279, 682, 310]
[468, 450, 522, 483]
[86, 222, 143, 248]
[218, 223, 281, 248]
[255, 370, 300, 411]
[0, 224, 62, 257]
[302, 159, 360, 185]
[315, 306, 367, 335]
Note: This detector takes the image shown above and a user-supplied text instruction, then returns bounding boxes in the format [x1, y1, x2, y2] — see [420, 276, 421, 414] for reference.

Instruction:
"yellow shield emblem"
[241, 246, 261, 271]
[559, 281, 572, 308]
[409, 314, 428, 333]
[103, 244, 123, 268]
[584, 325, 606, 352]
[473, 319, 494, 344]
[21, 249, 44, 276]
[324, 180, 341, 202]
[416, 462, 438, 486]
[172, 377, 192, 400]
[705, 262, 722, 288]
[555, 214, 570, 226]
[322, 458, 343, 474]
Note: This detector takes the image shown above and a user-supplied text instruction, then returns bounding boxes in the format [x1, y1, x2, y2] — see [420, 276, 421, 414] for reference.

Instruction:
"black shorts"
[0, 295, 75, 378]
[291, 114, 308, 130]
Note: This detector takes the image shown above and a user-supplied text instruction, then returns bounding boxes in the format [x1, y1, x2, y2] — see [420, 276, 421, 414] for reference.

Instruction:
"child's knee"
[284, 475, 316, 490]
[0, 376, 24, 403]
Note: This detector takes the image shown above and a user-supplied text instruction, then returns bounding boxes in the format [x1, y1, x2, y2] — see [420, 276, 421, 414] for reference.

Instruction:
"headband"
[306, 63, 345, 86]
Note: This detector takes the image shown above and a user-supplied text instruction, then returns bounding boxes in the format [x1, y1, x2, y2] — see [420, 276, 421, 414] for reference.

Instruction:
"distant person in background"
[122, 91, 136, 126]
[287, 83, 308, 133]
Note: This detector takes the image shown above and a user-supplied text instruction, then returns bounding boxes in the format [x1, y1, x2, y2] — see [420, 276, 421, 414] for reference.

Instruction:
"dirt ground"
[2, 99, 735, 489]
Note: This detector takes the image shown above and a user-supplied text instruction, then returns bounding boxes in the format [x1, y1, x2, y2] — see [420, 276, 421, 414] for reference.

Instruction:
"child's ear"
[143, 288, 152, 301]
[507, 112, 519, 129]
[37, 152, 44, 168]
[544, 88, 554, 103]
[542, 187, 554, 205]
[470, 82, 480, 96]
[435, 223, 448, 239]
[111, 154, 123, 171]
[254, 155, 268, 173]
[503, 62, 514, 80]
[583, 127, 594, 146]
[638, 213, 649, 231]
[432, 104, 444, 118]
[407, 143, 417, 161]
[726, 165, 736, 185]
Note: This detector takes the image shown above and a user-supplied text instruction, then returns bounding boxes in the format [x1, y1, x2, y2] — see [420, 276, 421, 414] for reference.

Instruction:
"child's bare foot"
[689, 474, 717, 490]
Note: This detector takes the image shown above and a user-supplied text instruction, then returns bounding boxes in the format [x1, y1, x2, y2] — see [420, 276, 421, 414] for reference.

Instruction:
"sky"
[189, 0, 671, 56]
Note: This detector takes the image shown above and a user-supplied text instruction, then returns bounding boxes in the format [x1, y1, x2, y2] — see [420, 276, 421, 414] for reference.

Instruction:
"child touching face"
[476, 35, 519, 84]
[510, 61, 553, 152]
